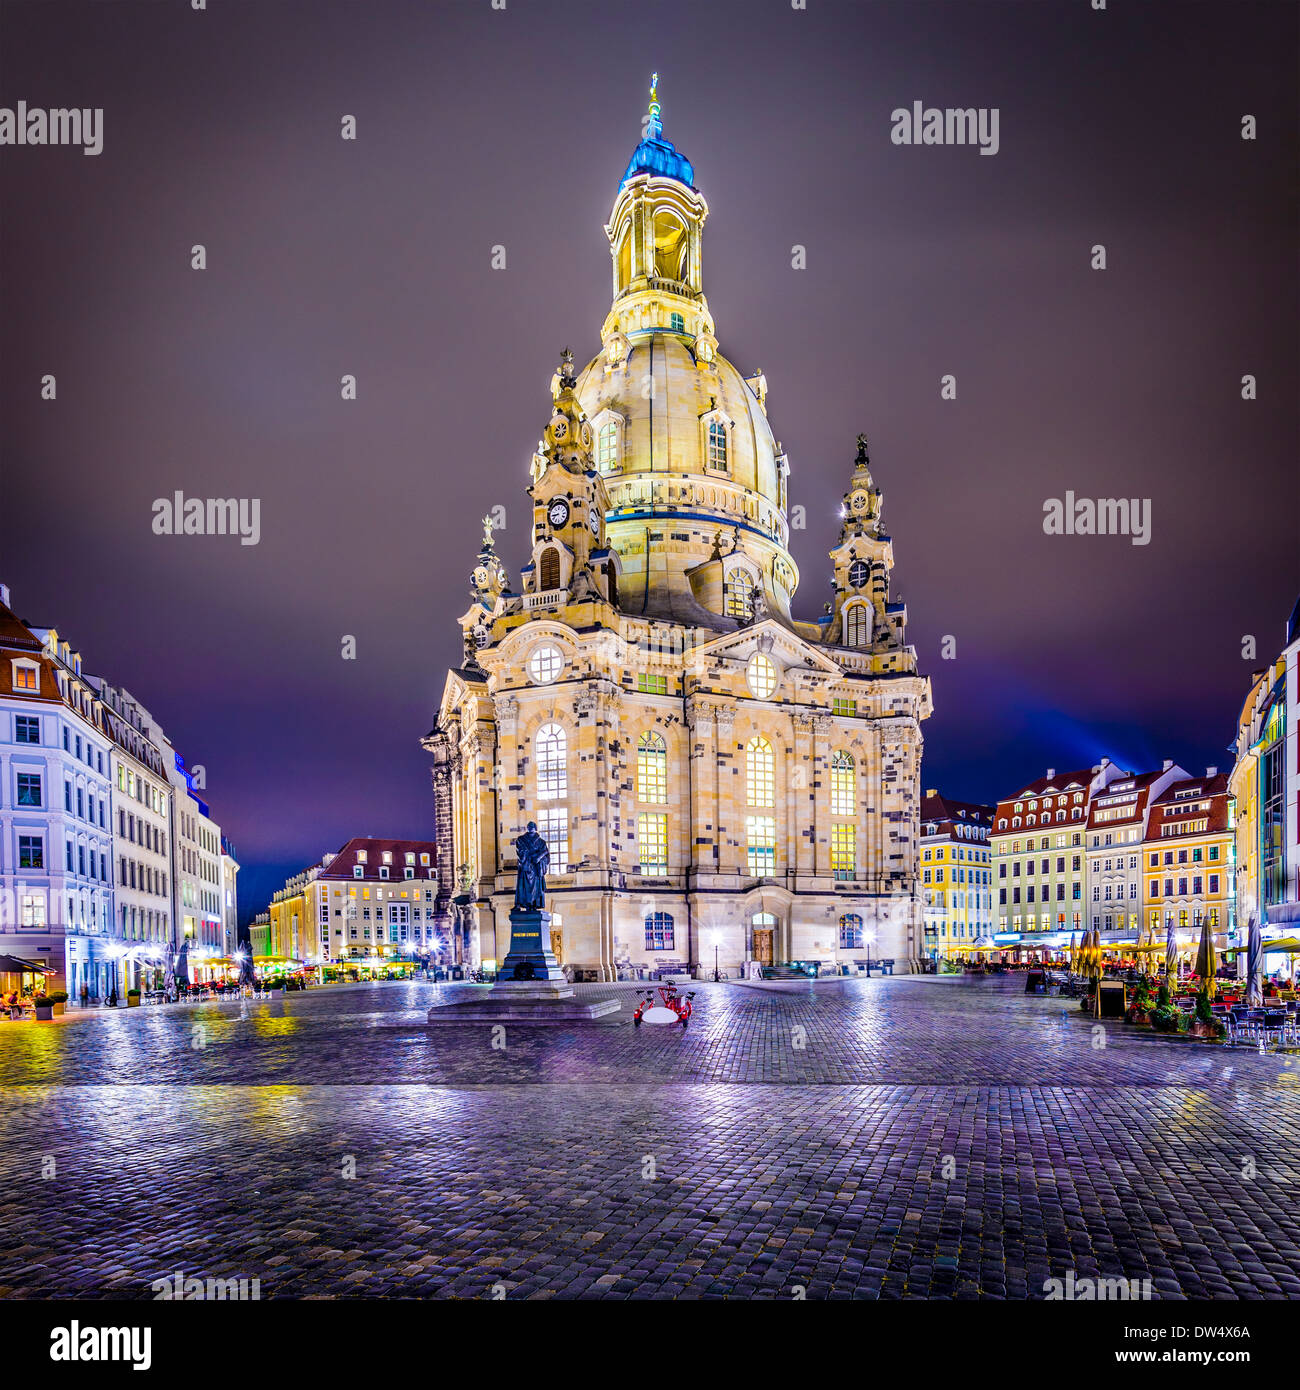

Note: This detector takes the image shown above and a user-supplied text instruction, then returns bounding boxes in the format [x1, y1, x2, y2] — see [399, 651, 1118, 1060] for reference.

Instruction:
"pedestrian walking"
[79, 981, 88, 1009]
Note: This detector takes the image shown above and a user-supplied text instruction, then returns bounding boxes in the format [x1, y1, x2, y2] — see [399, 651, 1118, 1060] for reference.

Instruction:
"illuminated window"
[707, 420, 728, 471]
[645, 911, 674, 951]
[536, 723, 567, 799]
[637, 731, 667, 802]
[724, 570, 754, 621]
[839, 913, 864, 950]
[597, 421, 619, 474]
[12, 662, 38, 692]
[831, 825, 856, 880]
[746, 815, 776, 877]
[529, 644, 564, 684]
[637, 812, 668, 874]
[833, 697, 857, 718]
[536, 807, 568, 871]
[830, 750, 855, 816]
[746, 736, 775, 807]
[637, 672, 668, 695]
[746, 652, 778, 699]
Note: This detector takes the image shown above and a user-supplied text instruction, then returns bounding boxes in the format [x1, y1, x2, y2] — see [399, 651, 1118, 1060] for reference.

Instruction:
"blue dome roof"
[620, 123, 695, 192]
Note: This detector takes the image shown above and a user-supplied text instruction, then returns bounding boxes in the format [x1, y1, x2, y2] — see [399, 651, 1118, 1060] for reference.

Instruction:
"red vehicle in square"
[633, 983, 695, 1028]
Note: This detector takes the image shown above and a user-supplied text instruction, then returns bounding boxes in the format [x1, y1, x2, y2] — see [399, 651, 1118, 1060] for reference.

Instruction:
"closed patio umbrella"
[1068, 932, 1079, 973]
[1165, 916, 1177, 982]
[1194, 917, 1217, 1000]
[1246, 915, 1263, 1007]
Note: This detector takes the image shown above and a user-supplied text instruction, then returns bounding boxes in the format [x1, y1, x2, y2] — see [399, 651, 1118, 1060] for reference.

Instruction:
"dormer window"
[707, 420, 728, 471]
[356, 850, 367, 863]
[724, 569, 754, 621]
[404, 867, 414, 879]
[419, 853, 430, 866]
[379, 866, 389, 880]
[12, 661, 38, 693]
[381, 851, 392, 865]
[353, 865, 363, 879]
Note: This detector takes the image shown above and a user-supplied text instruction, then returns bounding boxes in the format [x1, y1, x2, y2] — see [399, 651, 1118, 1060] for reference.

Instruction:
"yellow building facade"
[426, 85, 932, 980]
[919, 792, 994, 959]
[1141, 770, 1235, 943]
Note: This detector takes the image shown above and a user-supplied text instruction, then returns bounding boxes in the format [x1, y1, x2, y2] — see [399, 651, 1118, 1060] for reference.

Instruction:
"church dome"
[574, 333, 781, 508]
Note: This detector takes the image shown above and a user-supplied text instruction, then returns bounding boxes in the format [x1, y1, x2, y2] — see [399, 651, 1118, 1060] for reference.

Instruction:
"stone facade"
[425, 87, 931, 979]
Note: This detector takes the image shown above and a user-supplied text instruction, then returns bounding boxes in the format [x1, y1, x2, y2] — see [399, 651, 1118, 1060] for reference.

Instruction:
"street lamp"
[106, 942, 128, 1005]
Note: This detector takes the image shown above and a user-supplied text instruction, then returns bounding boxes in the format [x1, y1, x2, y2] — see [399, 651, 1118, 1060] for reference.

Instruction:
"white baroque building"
[425, 86, 932, 980]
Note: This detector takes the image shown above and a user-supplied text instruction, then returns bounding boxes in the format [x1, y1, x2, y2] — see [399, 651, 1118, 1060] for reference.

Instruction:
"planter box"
[1127, 1010, 1151, 1026]
[52, 1002, 65, 1016]
[34, 1006, 53, 1021]
[127, 995, 141, 1008]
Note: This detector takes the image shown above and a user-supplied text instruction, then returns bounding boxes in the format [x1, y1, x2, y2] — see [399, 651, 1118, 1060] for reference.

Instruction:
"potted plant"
[126, 988, 141, 1008]
[1190, 988, 1226, 1040]
[1126, 974, 1156, 1025]
[1150, 983, 1188, 1034]
[33, 995, 54, 1021]
[47, 990, 68, 1017]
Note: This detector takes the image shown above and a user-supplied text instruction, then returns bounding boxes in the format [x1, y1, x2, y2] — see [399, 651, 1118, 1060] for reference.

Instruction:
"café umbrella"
[1194, 918, 1217, 1000]
[1165, 916, 1177, 982]
[1246, 914, 1263, 1007]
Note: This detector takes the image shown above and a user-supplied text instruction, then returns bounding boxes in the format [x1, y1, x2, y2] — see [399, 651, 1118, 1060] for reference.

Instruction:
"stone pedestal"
[427, 907, 621, 1024]
[498, 909, 565, 983]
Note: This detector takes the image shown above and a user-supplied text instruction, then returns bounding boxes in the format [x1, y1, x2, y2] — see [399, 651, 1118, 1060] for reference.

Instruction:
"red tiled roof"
[1145, 773, 1232, 838]
[993, 767, 1097, 819]
[921, 792, 994, 830]
[317, 837, 438, 883]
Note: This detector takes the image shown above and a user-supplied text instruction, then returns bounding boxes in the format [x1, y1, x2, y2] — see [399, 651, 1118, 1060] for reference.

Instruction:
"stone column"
[714, 706, 736, 875]
[686, 700, 716, 883]
[811, 714, 833, 879]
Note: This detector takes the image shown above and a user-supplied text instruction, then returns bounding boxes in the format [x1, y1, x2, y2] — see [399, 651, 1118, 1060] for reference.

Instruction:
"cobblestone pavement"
[2, 976, 1298, 1299]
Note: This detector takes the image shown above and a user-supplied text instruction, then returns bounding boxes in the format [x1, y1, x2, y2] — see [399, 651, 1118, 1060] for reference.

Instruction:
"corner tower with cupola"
[425, 80, 932, 981]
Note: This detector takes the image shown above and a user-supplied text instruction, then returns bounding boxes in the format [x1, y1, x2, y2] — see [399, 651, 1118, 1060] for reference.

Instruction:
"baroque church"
[425, 82, 932, 979]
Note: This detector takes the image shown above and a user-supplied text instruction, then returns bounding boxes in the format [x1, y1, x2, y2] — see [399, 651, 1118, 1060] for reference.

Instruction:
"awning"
[1261, 936, 1300, 953]
[0, 955, 54, 974]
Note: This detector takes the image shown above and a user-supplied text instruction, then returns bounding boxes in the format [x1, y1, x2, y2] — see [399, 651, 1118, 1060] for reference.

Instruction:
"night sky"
[2, 1, 1296, 921]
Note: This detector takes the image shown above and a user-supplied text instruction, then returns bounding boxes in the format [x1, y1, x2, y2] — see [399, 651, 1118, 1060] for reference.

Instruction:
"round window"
[848, 559, 870, 589]
[746, 652, 778, 700]
[528, 644, 564, 684]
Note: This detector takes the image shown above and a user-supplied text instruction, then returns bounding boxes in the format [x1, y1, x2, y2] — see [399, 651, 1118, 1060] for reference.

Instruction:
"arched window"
[645, 911, 674, 951]
[724, 569, 754, 620]
[746, 736, 774, 808]
[652, 211, 687, 281]
[746, 652, 778, 699]
[637, 731, 667, 802]
[844, 603, 869, 647]
[539, 547, 561, 591]
[536, 724, 567, 800]
[597, 421, 619, 474]
[707, 420, 728, 472]
[839, 913, 864, 950]
[830, 750, 855, 817]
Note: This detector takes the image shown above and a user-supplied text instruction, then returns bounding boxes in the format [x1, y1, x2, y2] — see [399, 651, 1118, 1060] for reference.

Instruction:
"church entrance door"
[752, 929, 774, 966]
